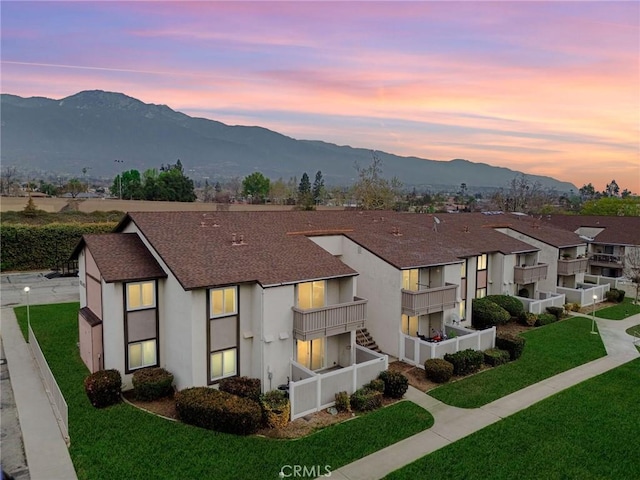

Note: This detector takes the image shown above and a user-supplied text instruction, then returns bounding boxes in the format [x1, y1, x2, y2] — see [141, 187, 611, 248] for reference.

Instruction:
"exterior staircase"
[356, 328, 382, 353]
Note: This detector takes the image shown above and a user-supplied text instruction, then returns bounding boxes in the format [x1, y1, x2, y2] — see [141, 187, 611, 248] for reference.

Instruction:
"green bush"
[218, 376, 261, 402]
[472, 297, 511, 329]
[535, 313, 558, 327]
[495, 334, 526, 361]
[365, 378, 385, 393]
[132, 367, 174, 401]
[483, 348, 511, 367]
[378, 370, 409, 399]
[334, 391, 351, 412]
[260, 390, 290, 429]
[517, 311, 537, 326]
[605, 290, 620, 303]
[424, 358, 454, 383]
[175, 387, 262, 435]
[485, 295, 524, 317]
[84, 369, 122, 408]
[443, 349, 484, 376]
[615, 289, 626, 302]
[564, 302, 581, 312]
[546, 306, 565, 320]
[350, 387, 383, 412]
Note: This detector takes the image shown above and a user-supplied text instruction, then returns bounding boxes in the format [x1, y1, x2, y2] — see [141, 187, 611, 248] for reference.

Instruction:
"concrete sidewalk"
[330, 314, 640, 480]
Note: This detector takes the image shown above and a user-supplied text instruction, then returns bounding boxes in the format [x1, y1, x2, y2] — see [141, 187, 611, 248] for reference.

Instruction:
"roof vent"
[391, 226, 403, 236]
[231, 233, 246, 246]
[463, 225, 470, 233]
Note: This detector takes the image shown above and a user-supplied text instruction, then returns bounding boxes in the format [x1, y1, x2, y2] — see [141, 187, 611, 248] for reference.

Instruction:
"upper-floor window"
[402, 269, 419, 291]
[297, 280, 326, 309]
[460, 261, 467, 279]
[210, 287, 237, 318]
[477, 254, 487, 271]
[127, 281, 155, 311]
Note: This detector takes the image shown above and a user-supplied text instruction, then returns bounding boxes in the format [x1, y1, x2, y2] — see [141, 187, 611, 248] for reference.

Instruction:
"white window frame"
[210, 286, 237, 318]
[477, 254, 487, 271]
[127, 339, 157, 371]
[210, 347, 237, 382]
[126, 281, 156, 311]
[297, 280, 326, 309]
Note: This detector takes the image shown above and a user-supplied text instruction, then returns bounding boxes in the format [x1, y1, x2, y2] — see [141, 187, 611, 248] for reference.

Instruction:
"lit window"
[128, 339, 156, 370]
[459, 300, 466, 319]
[476, 288, 487, 299]
[210, 348, 237, 381]
[401, 314, 418, 336]
[297, 338, 325, 370]
[297, 281, 326, 309]
[210, 287, 237, 318]
[477, 254, 487, 271]
[402, 269, 419, 291]
[127, 281, 155, 310]
[460, 261, 467, 279]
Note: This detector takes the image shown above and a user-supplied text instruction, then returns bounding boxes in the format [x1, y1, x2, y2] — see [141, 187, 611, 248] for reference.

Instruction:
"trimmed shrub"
[218, 376, 261, 402]
[495, 334, 526, 361]
[84, 369, 122, 408]
[605, 289, 620, 303]
[260, 390, 290, 429]
[472, 297, 511, 329]
[564, 302, 581, 312]
[424, 358, 454, 383]
[378, 370, 409, 399]
[334, 391, 351, 413]
[443, 349, 484, 376]
[546, 306, 565, 320]
[365, 378, 385, 393]
[517, 311, 537, 326]
[615, 289, 626, 302]
[132, 367, 174, 401]
[483, 348, 511, 367]
[535, 313, 558, 327]
[350, 387, 383, 412]
[485, 295, 524, 317]
[175, 387, 262, 435]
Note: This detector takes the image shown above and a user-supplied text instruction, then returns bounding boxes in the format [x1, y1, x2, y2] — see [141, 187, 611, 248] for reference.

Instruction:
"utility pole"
[114, 159, 125, 199]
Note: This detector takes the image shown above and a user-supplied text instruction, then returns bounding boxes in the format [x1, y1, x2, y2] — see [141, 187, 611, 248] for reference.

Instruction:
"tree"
[579, 183, 598, 201]
[352, 152, 402, 210]
[604, 179, 620, 197]
[580, 197, 640, 216]
[242, 172, 270, 203]
[269, 178, 288, 205]
[624, 247, 640, 305]
[312, 171, 325, 205]
[0, 167, 19, 196]
[64, 178, 85, 198]
[155, 161, 196, 202]
[297, 172, 314, 210]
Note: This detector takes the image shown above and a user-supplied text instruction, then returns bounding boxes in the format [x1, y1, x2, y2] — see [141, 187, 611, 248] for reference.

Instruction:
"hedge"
[84, 369, 122, 408]
[0, 222, 117, 271]
[260, 390, 290, 429]
[132, 367, 174, 401]
[378, 370, 409, 399]
[443, 349, 484, 375]
[472, 297, 511, 329]
[483, 348, 511, 367]
[535, 313, 558, 327]
[424, 358, 454, 383]
[218, 376, 261, 402]
[350, 387, 383, 412]
[485, 295, 525, 317]
[495, 334, 526, 361]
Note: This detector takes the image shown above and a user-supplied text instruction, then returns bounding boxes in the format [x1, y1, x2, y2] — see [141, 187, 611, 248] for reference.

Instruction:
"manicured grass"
[595, 297, 640, 320]
[386, 357, 640, 480]
[429, 317, 606, 408]
[14, 303, 434, 480]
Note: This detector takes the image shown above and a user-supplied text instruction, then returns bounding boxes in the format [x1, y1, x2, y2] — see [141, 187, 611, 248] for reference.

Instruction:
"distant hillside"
[0, 90, 576, 191]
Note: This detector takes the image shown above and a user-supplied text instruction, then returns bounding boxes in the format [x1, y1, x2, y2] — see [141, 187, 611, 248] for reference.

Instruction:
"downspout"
[260, 287, 265, 393]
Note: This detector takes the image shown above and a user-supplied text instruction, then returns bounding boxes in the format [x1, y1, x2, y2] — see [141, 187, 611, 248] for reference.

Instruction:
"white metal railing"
[29, 324, 69, 444]
[516, 291, 566, 314]
[399, 326, 496, 367]
[288, 346, 388, 420]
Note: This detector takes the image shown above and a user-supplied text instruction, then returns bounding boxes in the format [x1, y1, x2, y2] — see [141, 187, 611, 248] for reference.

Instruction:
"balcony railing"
[557, 257, 589, 276]
[589, 253, 623, 267]
[292, 297, 367, 341]
[401, 283, 458, 317]
[514, 263, 548, 284]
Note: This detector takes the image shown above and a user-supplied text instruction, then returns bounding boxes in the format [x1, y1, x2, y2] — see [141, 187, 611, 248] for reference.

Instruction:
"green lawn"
[429, 317, 607, 408]
[595, 297, 640, 320]
[14, 303, 433, 480]
[386, 357, 640, 480]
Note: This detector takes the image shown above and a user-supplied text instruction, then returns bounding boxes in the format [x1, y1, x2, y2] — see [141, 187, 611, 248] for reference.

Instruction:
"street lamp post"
[24, 286, 31, 343]
[591, 294, 598, 335]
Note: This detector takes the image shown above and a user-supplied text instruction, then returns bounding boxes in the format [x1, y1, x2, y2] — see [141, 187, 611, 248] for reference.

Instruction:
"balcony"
[401, 283, 458, 317]
[589, 253, 624, 268]
[514, 263, 548, 284]
[292, 297, 367, 341]
[557, 257, 589, 276]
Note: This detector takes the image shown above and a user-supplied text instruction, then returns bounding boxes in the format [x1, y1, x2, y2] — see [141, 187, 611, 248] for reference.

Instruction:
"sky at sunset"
[2, 1, 639, 192]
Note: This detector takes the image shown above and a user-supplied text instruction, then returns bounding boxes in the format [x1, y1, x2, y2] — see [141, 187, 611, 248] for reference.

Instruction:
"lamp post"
[24, 286, 31, 343]
[591, 293, 598, 335]
[114, 159, 124, 199]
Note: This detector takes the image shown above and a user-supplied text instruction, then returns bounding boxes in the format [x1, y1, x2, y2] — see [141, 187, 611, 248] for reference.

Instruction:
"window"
[127, 281, 155, 310]
[296, 338, 325, 370]
[401, 314, 418, 336]
[210, 287, 237, 317]
[477, 254, 487, 271]
[460, 261, 467, 279]
[459, 300, 466, 320]
[128, 340, 156, 370]
[476, 288, 487, 299]
[297, 281, 326, 309]
[402, 269, 419, 291]
[208, 287, 238, 383]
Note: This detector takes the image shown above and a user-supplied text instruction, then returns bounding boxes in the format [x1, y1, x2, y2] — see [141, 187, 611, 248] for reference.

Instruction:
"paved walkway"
[330, 314, 640, 480]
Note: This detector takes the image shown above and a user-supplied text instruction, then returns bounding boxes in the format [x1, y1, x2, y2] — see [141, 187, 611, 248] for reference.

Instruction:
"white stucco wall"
[488, 253, 505, 295]
[78, 250, 87, 308]
[262, 285, 296, 391]
[309, 235, 343, 256]
[101, 281, 125, 383]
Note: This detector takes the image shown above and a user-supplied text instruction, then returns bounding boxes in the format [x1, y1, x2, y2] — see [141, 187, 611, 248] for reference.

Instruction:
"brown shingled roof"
[544, 215, 640, 246]
[78, 233, 167, 283]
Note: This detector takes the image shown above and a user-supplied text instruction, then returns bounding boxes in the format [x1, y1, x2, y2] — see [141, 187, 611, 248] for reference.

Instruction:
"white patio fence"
[288, 345, 388, 420]
[557, 283, 610, 306]
[516, 291, 566, 314]
[29, 324, 69, 444]
[399, 325, 496, 368]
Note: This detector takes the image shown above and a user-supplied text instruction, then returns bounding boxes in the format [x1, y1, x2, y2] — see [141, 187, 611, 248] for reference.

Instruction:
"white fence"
[288, 346, 388, 420]
[516, 291, 566, 314]
[557, 283, 610, 306]
[29, 324, 69, 444]
[399, 325, 496, 368]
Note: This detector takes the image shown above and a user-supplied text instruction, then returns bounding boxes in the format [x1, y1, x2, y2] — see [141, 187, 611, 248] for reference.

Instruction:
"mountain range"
[0, 90, 576, 191]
